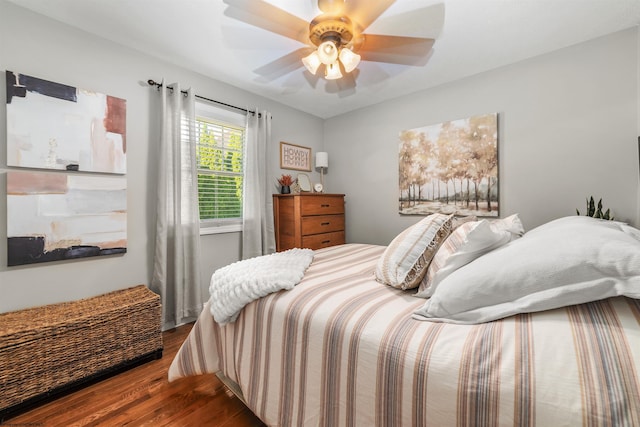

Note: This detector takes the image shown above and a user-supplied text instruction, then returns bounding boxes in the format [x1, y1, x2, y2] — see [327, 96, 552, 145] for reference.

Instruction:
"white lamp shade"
[339, 48, 361, 73]
[316, 152, 329, 168]
[325, 62, 342, 80]
[302, 51, 321, 74]
[317, 40, 338, 65]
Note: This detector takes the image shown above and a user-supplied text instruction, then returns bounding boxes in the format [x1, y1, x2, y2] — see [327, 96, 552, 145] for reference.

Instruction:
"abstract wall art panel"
[6, 70, 126, 174]
[398, 113, 499, 217]
[7, 170, 127, 266]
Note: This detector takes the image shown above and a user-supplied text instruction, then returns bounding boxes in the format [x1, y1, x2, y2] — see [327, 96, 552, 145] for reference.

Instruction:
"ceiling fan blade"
[223, 0, 310, 45]
[355, 34, 434, 65]
[254, 47, 314, 82]
[355, 63, 390, 87]
[317, 0, 345, 14]
[345, 0, 396, 32]
[365, 4, 445, 39]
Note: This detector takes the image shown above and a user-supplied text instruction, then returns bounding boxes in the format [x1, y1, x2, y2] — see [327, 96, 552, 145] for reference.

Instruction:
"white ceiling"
[7, 0, 640, 119]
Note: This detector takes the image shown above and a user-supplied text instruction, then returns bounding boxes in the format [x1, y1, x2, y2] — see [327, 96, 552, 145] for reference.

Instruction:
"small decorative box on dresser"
[273, 193, 346, 251]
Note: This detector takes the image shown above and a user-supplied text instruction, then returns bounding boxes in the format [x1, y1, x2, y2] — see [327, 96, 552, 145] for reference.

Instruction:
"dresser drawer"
[301, 215, 345, 235]
[301, 196, 344, 216]
[302, 231, 345, 250]
[273, 193, 346, 252]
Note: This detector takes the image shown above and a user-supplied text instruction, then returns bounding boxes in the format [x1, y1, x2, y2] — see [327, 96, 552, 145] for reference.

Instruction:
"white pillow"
[375, 213, 454, 290]
[490, 213, 525, 236]
[415, 214, 524, 298]
[413, 216, 640, 324]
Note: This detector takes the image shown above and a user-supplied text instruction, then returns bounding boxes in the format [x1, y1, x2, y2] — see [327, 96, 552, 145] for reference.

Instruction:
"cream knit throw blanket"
[209, 248, 314, 324]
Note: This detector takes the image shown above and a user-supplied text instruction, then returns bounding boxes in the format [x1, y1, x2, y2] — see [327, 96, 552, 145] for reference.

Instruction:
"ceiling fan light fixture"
[338, 47, 361, 73]
[317, 40, 339, 65]
[325, 62, 342, 80]
[302, 51, 322, 74]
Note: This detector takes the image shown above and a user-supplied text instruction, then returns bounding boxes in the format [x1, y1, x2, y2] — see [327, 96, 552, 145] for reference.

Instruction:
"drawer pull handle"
[322, 240, 331, 244]
[320, 204, 330, 207]
[321, 222, 330, 226]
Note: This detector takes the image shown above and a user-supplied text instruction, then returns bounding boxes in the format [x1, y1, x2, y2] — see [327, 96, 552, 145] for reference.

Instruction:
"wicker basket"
[0, 285, 163, 418]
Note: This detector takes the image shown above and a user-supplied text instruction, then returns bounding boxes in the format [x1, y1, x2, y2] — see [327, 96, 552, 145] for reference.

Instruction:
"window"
[195, 101, 246, 234]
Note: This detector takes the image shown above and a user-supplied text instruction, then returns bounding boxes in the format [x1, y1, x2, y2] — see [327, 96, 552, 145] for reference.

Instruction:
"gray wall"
[1, 1, 639, 314]
[324, 28, 640, 245]
[0, 1, 324, 313]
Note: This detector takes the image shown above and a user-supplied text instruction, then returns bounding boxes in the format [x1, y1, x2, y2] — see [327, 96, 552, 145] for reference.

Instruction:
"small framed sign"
[280, 141, 311, 171]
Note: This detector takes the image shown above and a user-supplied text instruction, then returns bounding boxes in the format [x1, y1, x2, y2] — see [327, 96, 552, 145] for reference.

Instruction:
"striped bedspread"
[169, 243, 640, 426]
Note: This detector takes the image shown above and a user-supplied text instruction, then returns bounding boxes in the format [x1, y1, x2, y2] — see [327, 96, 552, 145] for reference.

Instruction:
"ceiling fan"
[223, 0, 437, 83]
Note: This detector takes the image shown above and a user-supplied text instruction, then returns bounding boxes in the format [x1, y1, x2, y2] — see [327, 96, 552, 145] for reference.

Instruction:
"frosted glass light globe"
[325, 62, 342, 80]
[317, 40, 338, 65]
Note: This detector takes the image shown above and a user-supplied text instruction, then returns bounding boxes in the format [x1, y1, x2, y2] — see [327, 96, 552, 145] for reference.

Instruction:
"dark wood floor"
[6, 323, 266, 426]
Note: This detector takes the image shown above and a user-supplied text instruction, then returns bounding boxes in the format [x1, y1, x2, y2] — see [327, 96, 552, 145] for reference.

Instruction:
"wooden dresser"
[273, 193, 345, 251]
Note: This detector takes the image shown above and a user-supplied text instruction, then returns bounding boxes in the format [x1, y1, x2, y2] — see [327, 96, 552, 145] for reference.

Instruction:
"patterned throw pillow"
[451, 215, 476, 229]
[375, 213, 454, 290]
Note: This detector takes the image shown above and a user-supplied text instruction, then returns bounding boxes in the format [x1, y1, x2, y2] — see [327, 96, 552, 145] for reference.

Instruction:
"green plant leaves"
[576, 196, 614, 220]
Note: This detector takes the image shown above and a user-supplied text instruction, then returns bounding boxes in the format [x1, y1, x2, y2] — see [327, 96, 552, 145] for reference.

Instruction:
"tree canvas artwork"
[398, 113, 498, 217]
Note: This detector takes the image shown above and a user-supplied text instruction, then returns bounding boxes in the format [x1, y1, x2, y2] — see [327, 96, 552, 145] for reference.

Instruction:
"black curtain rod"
[147, 79, 260, 117]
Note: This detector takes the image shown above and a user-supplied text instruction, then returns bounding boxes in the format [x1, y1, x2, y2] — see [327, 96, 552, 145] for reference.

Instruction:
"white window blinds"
[195, 115, 244, 226]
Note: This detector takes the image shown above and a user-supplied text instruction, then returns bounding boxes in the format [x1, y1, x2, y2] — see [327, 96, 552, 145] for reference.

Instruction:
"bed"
[169, 215, 640, 426]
